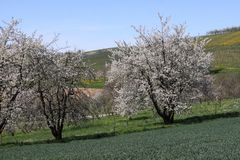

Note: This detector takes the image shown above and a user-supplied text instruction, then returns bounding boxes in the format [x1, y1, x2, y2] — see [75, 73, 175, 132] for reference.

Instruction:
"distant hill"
[81, 30, 240, 93]
[205, 31, 240, 51]
[83, 31, 240, 74]
[204, 31, 240, 72]
[83, 48, 112, 71]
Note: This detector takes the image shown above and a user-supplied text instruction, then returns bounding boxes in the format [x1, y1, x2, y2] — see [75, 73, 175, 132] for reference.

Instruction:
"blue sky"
[1, 0, 239, 51]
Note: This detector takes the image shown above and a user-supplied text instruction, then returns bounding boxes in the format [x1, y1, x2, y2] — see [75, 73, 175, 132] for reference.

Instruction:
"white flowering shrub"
[108, 16, 213, 124]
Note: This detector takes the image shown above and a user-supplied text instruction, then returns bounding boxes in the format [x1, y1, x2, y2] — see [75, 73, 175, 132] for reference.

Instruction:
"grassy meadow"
[1, 113, 240, 159]
[1, 98, 240, 146]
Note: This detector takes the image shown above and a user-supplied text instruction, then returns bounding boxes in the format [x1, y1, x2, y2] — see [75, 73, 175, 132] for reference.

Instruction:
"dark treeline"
[207, 26, 240, 35]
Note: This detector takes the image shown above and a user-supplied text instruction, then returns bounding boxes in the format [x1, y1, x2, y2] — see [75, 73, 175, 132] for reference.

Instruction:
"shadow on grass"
[0, 132, 116, 148]
[175, 111, 240, 124]
[209, 68, 224, 74]
[1, 111, 240, 148]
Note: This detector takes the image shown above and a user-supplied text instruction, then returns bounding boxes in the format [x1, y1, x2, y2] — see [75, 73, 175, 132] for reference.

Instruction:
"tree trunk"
[49, 126, 63, 140]
[162, 111, 174, 124]
[143, 71, 175, 124]
[55, 132, 62, 140]
[0, 119, 7, 135]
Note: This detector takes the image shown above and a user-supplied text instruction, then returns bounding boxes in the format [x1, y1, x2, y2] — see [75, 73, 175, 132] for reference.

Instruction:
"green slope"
[83, 31, 240, 90]
[205, 32, 240, 72]
[84, 31, 240, 73]
[83, 48, 112, 71]
[206, 31, 240, 50]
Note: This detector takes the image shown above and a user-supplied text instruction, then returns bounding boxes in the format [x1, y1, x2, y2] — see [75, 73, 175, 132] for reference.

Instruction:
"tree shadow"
[209, 68, 224, 74]
[175, 111, 240, 124]
[0, 132, 116, 148]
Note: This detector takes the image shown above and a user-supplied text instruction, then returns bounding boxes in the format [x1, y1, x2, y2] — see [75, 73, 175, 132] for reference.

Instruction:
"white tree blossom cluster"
[0, 19, 94, 139]
[0, 20, 35, 134]
[28, 50, 94, 139]
[108, 17, 213, 124]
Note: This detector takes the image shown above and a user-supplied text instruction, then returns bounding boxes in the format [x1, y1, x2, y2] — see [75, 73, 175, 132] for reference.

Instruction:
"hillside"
[83, 48, 112, 71]
[206, 31, 240, 49]
[82, 31, 240, 100]
[85, 31, 240, 73]
[204, 31, 240, 72]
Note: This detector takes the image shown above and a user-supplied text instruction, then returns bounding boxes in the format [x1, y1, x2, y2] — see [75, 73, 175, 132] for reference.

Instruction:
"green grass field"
[81, 78, 105, 88]
[1, 99, 240, 146]
[1, 116, 240, 159]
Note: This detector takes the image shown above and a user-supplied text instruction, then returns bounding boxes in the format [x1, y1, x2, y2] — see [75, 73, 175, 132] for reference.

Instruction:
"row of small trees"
[1, 16, 213, 140]
[207, 26, 240, 35]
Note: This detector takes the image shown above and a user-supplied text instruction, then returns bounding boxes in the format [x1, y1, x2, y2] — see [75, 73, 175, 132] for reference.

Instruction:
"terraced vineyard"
[1, 117, 240, 160]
